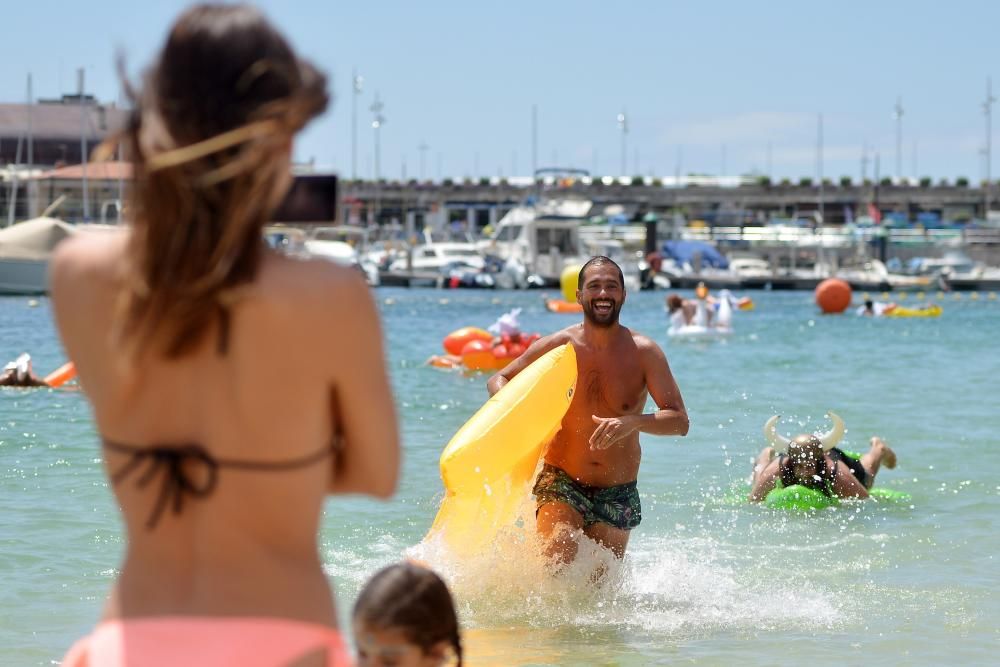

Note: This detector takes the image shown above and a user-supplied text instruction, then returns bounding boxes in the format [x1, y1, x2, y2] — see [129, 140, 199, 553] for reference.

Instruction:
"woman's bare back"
[51, 230, 399, 624]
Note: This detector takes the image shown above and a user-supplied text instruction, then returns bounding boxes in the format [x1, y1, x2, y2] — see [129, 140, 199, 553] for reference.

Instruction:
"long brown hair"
[353, 562, 463, 666]
[101, 3, 327, 359]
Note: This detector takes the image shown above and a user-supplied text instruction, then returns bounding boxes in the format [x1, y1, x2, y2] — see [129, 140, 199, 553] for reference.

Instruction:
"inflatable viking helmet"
[763, 412, 845, 454]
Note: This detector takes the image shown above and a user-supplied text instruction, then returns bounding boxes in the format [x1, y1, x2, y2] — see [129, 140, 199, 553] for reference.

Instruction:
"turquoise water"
[2, 288, 999, 665]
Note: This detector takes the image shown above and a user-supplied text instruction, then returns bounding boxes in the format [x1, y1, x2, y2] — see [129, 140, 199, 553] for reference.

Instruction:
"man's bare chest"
[575, 357, 646, 414]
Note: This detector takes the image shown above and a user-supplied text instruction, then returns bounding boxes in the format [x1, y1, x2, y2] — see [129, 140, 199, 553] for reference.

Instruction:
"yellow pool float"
[883, 304, 943, 318]
[426, 344, 577, 555]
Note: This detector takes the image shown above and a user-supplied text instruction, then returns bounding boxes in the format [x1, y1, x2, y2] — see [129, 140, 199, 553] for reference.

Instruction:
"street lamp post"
[861, 142, 869, 184]
[352, 69, 363, 180]
[983, 77, 996, 217]
[817, 113, 824, 226]
[617, 110, 628, 177]
[79, 68, 89, 221]
[418, 141, 429, 181]
[531, 104, 538, 176]
[370, 92, 385, 225]
[893, 96, 904, 181]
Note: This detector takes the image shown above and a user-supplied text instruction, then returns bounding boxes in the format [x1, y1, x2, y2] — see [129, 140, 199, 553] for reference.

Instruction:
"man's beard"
[582, 299, 622, 328]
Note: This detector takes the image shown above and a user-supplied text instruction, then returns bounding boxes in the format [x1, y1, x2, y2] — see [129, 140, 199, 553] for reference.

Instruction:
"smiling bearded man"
[487, 256, 689, 566]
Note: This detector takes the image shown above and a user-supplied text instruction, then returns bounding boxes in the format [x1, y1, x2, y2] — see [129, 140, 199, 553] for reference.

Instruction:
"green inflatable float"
[763, 448, 911, 510]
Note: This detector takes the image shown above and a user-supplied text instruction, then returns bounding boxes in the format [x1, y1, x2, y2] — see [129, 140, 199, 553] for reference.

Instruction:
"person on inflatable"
[666, 282, 736, 328]
[748, 413, 897, 502]
[487, 256, 689, 566]
[666, 294, 700, 328]
[0, 353, 50, 387]
[857, 299, 893, 317]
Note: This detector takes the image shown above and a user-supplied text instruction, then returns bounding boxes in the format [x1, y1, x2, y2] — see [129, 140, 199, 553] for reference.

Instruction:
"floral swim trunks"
[531, 463, 641, 530]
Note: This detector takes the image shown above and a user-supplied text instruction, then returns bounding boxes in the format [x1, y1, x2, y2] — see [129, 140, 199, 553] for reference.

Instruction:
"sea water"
[2, 289, 998, 665]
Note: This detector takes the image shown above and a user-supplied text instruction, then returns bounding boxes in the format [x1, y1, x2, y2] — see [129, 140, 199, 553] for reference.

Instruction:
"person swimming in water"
[54, 5, 399, 665]
[749, 413, 897, 502]
[666, 294, 701, 328]
[0, 353, 49, 387]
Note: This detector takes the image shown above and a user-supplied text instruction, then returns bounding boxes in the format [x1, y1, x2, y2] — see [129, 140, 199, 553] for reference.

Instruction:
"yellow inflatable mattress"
[426, 343, 577, 555]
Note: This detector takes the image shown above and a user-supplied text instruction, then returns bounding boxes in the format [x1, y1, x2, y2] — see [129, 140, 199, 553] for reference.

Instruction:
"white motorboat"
[389, 242, 485, 273]
[728, 256, 773, 280]
[0, 217, 76, 294]
[304, 227, 380, 286]
[835, 259, 930, 292]
[477, 198, 590, 285]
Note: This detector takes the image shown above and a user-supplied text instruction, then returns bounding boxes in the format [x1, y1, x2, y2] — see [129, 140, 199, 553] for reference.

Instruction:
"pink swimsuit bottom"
[62, 617, 352, 666]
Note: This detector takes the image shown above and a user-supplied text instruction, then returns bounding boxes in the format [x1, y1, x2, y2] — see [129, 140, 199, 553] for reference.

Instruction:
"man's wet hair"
[578, 256, 625, 289]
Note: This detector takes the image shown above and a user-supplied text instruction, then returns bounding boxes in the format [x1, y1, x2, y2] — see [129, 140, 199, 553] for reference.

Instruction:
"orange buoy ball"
[815, 278, 852, 314]
[443, 327, 493, 355]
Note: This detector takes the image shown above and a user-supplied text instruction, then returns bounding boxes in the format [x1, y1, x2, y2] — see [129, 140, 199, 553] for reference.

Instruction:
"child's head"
[353, 562, 462, 667]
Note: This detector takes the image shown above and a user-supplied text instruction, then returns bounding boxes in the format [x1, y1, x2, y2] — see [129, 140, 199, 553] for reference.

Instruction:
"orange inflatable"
[545, 299, 583, 314]
[443, 327, 493, 355]
[427, 354, 462, 369]
[460, 340, 506, 371]
[737, 297, 755, 311]
[43, 361, 77, 388]
[456, 332, 542, 372]
[815, 278, 852, 314]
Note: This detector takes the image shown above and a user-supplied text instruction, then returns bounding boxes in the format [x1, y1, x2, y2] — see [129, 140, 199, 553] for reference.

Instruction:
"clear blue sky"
[4, 0, 999, 181]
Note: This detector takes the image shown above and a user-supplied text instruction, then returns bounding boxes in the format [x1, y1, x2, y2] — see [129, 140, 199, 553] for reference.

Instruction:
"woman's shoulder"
[256, 253, 375, 331]
[50, 229, 128, 297]
[260, 252, 369, 301]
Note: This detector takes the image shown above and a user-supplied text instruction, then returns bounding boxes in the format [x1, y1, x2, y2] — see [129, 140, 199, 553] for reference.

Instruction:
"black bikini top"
[103, 438, 335, 529]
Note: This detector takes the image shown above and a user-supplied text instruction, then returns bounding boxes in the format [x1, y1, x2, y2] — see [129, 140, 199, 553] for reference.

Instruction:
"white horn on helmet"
[816, 412, 845, 452]
[763, 415, 791, 453]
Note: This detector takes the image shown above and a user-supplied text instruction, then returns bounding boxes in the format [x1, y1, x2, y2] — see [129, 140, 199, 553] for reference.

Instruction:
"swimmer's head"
[785, 435, 825, 483]
[14, 353, 31, 383]
[353, 562, 462, 667]
[763, 412, 845, 455]
[667, 294, 683, 312]
[788, 435, 823, 463]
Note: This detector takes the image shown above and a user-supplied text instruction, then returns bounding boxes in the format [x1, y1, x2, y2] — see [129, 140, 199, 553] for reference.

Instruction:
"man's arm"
[831, 462, 870, 499]
[486, 330, 570, 396]
[748, 462, 780, 502]
[589, 339, 688, 449]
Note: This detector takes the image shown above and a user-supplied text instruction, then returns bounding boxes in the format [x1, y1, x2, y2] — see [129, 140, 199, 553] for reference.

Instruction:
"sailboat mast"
[6, 135, 22, 227]
[117, 90, 124, 223]
[26, 74, 33, 168]
[79, 68, 89, 221]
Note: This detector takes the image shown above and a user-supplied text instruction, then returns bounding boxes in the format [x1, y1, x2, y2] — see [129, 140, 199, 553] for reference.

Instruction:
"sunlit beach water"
[2, 288, 998, 665]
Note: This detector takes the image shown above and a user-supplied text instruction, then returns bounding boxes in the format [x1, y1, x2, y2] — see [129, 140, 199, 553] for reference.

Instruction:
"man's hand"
[589, 414, 639, 450]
